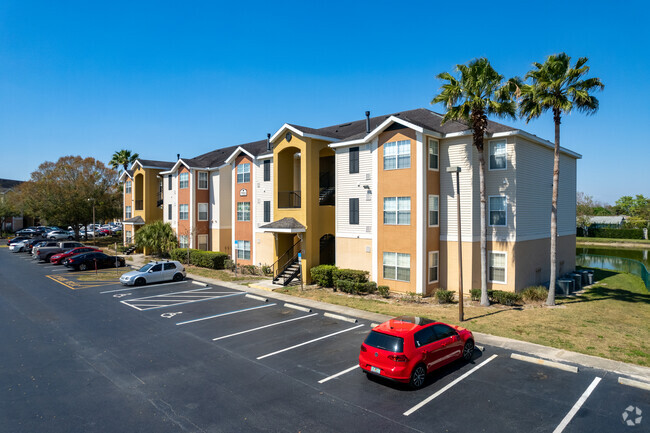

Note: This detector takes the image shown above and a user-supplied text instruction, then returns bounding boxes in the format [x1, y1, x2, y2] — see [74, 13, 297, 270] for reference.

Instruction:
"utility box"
[569, 273, 583, 291]
[557, 279, 574, 296]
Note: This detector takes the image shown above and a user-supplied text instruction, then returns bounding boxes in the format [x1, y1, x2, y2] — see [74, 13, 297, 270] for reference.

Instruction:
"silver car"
[119, 260, 186, 286]
[9, 239, 29, 252]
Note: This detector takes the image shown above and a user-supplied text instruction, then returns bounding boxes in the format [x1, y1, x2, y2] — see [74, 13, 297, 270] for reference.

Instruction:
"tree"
[134, 221, 178, 256]
[432, 58, 519, 306]
[615, 195, 650, 218]
[520, 53, 604, 306]
[0, 191, 19, 232]
[17, 156, 121, 239]
[109, 149, 139, 173]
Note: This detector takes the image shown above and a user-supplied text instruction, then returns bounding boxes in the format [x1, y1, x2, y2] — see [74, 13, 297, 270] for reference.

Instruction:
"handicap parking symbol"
[113, 293, 131, 298]
[161, 312, 182, 319]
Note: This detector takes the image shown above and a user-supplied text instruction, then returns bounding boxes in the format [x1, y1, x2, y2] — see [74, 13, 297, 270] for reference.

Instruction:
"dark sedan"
[63, 252, 126, 271]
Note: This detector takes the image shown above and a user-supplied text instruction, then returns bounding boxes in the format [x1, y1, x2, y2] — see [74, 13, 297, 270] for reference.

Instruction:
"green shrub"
[359, 281, 377, 294]
[335, 279, 356, 294]
[188, 250, 228, 269]
[435, 289, 455, 304]
[224, 259, 235, 270]
[490, 290, 522, 306]
[521, 285, 548, 302]
[310, 265, 337, 287]
[470, 288, 494, 301]
[240, 265, 259, 275]
[587, 228, 644, 239]
[377, 285, 390, 298]
[333, 268, 369, 284]
[261, 265, 272, 276]
[170, 248, 196, 263]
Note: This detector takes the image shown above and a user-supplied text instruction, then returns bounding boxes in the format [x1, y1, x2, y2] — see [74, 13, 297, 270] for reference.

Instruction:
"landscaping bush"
[490, 290, 522, 306]
[240, 264, 260, 275]
[261, 265, 272, 276]
[435, 289, 455, 304]
[358, 281, 377, 294]
[170, 248, 196, 263]
[377, 285, 390, 298]
[310, 264, 337, 288]
[470, 288, 494, 301]
[587, 228, 644, 239]
[224, 259, 235, 270]
[333, 268, 369, 284]
[521, 285, 548, 302]
[169, 248, 228, 269]
[335, 279, 356, 294]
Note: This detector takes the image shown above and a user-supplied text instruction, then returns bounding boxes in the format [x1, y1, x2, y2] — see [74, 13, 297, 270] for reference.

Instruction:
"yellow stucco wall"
[131, 165, 163, 223]
[255, 232, 275, 267]
[336, 237, 372, 274]
[210, 228, 232, 256]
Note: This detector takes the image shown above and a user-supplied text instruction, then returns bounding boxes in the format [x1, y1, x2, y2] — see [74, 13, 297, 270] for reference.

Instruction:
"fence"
[576, 254, 650, 289]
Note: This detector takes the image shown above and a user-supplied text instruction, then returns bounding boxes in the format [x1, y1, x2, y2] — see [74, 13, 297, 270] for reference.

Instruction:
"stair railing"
[271, 240, 302, 280]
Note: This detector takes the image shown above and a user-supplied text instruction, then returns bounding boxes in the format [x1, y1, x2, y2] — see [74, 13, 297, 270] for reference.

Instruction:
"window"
[263, 201, 271, 223]
[428, 138, 439, 170]
[428, 195, 439, 227]
[383, 140, 410, 170]
[489, 196, 507, 226]
[414, 327, 436, 348]
[168, 204, 172, 220]
[198, 203, 208, 221]
[236, 240, 251, 260]
[125, 181, 132, 194]
[125, 231, 132, 244]
[489, 251, 507, 283]
[237, 202, 250, 221]
[198, 172, 208, 189]
[168, 175, 172, 190]
[349, 198, 359, 225]
[489, 140, 507, 170]
[263, 160, 270, 182]
[383, 197, 410, 225]
[428, 251, 439, 283]
[163, 263, 176, 270]
[125, 206, 132, 219]
[237, 163, 250, 183]
[197, 234, 208, 251]
[151, 264, 163, 272]
[179, 172, 189, 189]
[432, 324, 457, 340]
[383, 252, 410, 282]
[179, 235, 188, 248]
[179, 204, 189, 220]
[349, 147, 359, 174]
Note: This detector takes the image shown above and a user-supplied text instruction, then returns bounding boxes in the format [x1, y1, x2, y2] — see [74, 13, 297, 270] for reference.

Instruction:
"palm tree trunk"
[547, 110, 561, 306]
[478, 146, 489, 306]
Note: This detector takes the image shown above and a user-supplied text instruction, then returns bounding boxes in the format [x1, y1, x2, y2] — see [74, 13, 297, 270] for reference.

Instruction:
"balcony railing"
[135, 200, 143, 211]
[319, 187, 335, 206]
[278, 191, 301, 208]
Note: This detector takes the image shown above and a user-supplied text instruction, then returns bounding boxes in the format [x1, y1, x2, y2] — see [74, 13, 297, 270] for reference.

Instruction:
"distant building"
[0, 178, 26, 232]
[584, 215, 627, 229]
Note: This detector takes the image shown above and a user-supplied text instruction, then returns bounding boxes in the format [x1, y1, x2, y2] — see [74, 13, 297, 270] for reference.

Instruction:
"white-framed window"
[179, 204, 189, 220]
[236, 240, 251, 260]
[237, 163, 251, 183]
[198, 203, 209, 221]
[179, 235, 188, 249]
[179, 172, 189, 188]
[428, 138, 439, 170]
[383, 252, 410, 282]
[383, 197, 411, 225]
[383, 140, 410, 170]
[428, 195, 439, 227]
[125, 206, 132, 219]
[198, 172, 209, 189]
[428, 251, 439, 283]
[237, 202, 250, 221]
[489, 251, 507, 283]
[197, 234, 208, 251]
[489, 139, 507, 170]
[489, 196, 507, 226]
[125, 181, 132, 194]
[125, 231, 132, 244]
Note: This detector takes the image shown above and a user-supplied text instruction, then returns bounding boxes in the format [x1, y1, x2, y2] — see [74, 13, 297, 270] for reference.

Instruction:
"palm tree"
[520, 53, 603, 306]
[109, 149, 139, 173]
[134, 221, 178, 256]
[432, 58, 519, 306]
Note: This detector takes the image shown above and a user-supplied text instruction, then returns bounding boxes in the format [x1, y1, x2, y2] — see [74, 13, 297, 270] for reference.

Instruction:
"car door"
[431, 324, 464, 367]
[147, 264, 164, 283]
[413, 326, 438, 372]
[163, 262, 177, 281]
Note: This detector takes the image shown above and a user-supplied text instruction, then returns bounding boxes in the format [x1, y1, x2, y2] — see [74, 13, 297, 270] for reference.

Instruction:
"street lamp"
[446, 166, 464, 322]
[87, 198, 95, 241]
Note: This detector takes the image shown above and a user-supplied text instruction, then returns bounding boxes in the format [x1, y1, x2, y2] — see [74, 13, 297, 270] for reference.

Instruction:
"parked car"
[25, 238, 49, 253]
[7, 236, 30, 245]
[50, 246, 103, 265]
[358, 316, 475, 389]
[64, 252, 125, 271]
[15, 228, 39, 237]
[8, 239, 30, 252]
[119, 261, 186, 286]
[47, 230, 75, 240]
[33, 241, 84, 262]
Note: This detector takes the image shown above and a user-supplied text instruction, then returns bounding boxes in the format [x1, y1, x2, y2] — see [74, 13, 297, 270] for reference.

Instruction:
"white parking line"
[404, 354, 498, 416]
[552, 377, 601, 433]
[100, 281, 187, 294]
[318, 365, 359, 384]
[122, 291, 245, 311]
[257, 324, 364, 360]
[212, 313, 318, 341]
[176, 303, 276, 325]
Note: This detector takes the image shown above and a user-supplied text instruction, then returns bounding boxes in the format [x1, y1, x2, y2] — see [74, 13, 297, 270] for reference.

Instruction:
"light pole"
[446, 166, 463, 322]
[87, 198, 95, 241]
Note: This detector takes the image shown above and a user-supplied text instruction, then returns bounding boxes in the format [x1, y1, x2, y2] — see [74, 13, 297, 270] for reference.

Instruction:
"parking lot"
[1, 247, 648, 432]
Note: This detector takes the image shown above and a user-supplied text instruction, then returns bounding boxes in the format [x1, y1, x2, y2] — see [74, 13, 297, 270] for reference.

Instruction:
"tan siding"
[254, 159, 273, 228]
[439, 137, 474, 241]
[484, 137, 517, 241]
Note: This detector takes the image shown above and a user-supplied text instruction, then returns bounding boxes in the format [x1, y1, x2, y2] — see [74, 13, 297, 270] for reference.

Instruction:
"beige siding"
[254, 158, 273, 229]
[335, 144, 372, 237]
[439, 137, 475, 241]
[163, 172, 177, 230]
[558, 154, 577, 236]
[484, 137, 517, 241]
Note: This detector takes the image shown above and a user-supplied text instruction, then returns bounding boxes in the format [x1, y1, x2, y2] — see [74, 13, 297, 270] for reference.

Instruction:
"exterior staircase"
[124, 245, 137, 255]
[272, 257, 301, 286]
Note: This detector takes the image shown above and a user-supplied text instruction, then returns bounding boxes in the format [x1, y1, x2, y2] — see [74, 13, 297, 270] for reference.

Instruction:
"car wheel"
[119, 260, 125, 267]
[409, 364, 427, 389]
[68, 236, 73, 240]
[172, 273, 184, 282]
[462, 340, 475, 362]
[135, 278, 146, 286]
[79, 263, 87, 271]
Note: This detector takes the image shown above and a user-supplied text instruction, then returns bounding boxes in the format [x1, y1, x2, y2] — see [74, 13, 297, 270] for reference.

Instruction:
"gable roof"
[131, 159, 175, 171]
[0, 178, 23, 190]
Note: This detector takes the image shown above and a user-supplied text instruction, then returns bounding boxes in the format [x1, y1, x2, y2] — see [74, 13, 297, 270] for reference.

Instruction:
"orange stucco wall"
[178, 166, 191, 240]
[234, 155, 253, 264]
[195, 171, 210, 242]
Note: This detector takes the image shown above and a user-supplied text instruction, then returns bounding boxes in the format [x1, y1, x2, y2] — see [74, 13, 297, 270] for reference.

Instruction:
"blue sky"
[1, 0, 647, 204]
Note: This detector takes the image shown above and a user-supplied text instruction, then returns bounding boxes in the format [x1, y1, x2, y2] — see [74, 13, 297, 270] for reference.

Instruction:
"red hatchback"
[359, 316, 474, 389]
[50, 247, 102, 265]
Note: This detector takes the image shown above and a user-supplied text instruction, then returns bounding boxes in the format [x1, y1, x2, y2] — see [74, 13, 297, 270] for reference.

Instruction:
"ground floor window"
[236, 240, 251, 260]
[489, 251, 507, 283]
[383, 252, 410, 282]
[179, 235, 189, 249]
[428, 251, 439, 283]
[125, 230, 132, 244]
[198, 234, 208, 251]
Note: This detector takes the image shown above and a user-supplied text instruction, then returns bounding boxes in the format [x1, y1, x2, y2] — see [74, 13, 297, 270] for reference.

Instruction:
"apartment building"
[120, 159, 174, 248]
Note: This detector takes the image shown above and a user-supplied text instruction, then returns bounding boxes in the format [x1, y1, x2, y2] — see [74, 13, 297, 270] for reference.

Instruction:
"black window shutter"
[263, 201, 271, 222]
[264, 160, 271, 182]
[349, 147, 359, 174]
[349, 198, 359, 225]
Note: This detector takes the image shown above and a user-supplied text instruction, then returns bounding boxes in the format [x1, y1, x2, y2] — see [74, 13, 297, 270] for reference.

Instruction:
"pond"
[576, 245, 650, 288]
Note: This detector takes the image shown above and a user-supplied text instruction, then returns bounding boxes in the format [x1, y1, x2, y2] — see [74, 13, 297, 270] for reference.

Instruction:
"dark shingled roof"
[0, 178, 24, 190]
[183, 139, 269, 168]
[259, 217, 306, 230]
[137, 159, 175, 169]
[123, 216, 145, 225]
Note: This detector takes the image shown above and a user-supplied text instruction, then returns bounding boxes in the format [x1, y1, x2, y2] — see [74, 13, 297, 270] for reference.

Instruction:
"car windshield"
[364, 331, 404, 353]
[138, 264, 154, 272]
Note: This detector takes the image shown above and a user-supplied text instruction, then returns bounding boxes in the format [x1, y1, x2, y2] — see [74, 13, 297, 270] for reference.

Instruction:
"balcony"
[135, 200, 143, 211]
[319, 187, 335, 206]
[278, 191, 301, 209]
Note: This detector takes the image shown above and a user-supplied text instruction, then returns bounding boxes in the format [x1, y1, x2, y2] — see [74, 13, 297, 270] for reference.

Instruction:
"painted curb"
[618, 377, 650, 391]
[511, 353, 578, 373]
[245, 294, 268, 302]
[284, 303, 312, 313]
[324, 312, 358, 323]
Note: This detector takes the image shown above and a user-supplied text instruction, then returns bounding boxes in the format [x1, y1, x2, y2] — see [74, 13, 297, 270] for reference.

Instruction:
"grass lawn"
[276, 268, 650, 367]
[186, 265, 268, 283]
[577, 236, 650, 246]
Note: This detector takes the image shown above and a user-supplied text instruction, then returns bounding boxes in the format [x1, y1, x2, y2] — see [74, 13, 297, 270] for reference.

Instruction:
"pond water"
[576, 245, 650, 288]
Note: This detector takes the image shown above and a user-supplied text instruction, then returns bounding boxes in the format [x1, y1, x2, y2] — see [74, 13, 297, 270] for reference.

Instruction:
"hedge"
[169, 248, 228, 269]
[311, 265, 373, 295]
[333, 268, 369, 283]
[578, 227, 645, 239]
[435, 289, 455, 304]
[310, 265, 337, 288]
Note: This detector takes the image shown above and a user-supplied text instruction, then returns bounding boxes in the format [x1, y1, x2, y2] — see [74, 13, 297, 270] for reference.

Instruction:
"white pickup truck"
[33, 241, 85, 262]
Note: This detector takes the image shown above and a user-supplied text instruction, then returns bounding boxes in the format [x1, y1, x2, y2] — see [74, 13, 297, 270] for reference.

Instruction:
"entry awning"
[123, 216, 146, 225]
[259, 217, 306, 233]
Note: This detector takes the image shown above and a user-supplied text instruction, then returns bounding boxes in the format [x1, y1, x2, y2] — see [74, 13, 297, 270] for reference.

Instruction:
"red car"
[50, 247, 102, 265]
[359, 316, 474, 389]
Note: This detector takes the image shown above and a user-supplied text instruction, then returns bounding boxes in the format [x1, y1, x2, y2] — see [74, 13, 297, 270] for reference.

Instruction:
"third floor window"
[237, 163, 250, 183]
[179, 172, 189, 189]
[383, 140, 410, 170]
